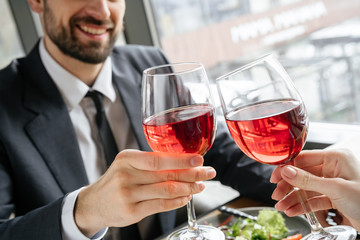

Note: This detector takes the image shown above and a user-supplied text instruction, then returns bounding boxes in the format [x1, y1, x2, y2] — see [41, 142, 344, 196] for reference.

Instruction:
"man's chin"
[70, 48, 112, 64]
[55, 36, 116, 63]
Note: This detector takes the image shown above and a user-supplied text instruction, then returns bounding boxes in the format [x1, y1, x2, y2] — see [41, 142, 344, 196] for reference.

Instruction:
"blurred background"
[1, 0, 360, 142]
[148, 0, 360, 125]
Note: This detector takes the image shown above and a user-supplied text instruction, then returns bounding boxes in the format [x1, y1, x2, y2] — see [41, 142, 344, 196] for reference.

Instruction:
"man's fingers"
[132, 167, 216, 185]
[132, 181, 205, 201]
[136, 196, 192, 218]
[117, 149, 204, 171]
[119, 196, 192, 226]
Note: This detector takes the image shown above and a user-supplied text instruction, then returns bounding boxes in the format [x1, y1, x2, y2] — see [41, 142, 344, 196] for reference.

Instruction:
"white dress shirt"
[39, 39, 139, 239]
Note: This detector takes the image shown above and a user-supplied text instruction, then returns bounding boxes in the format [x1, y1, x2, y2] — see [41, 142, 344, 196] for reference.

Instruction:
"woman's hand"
[270, 149, 360, 231]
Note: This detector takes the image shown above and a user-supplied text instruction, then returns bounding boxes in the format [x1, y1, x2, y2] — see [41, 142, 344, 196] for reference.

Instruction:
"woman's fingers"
[270, 166, 283, 184]
[271, 179, 293, 201]
[276, 194, 333, 217]
[293, 150, 327, 169]
[280, 165, 338, 197]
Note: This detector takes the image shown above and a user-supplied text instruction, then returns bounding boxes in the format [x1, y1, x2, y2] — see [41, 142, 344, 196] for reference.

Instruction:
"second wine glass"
[216, 54, 357, 240]
[142, 62, 225, 240]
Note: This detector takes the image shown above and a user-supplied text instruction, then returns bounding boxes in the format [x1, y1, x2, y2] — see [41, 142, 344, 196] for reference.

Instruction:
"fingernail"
[274, 202, 284, 211]
[190, 156, 203, 166]
[270, 176, 275, 183]
[271, 192, 275, 200]
[207, 168, 216, 178]
[283, 166, 297, 178]
[284, 210, 291, 216]
[197, 182, 205, 191]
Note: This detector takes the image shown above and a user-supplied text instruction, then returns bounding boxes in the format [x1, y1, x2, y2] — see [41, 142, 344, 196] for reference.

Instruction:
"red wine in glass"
[225, 99, 308, 165]
[143, 104, 215, 155]
[143, 62, 224, 240]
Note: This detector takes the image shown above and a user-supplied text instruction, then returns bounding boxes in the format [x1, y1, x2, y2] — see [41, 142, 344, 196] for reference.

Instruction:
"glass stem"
[187, 196, 201, 235]
[294, 187, 332, 237]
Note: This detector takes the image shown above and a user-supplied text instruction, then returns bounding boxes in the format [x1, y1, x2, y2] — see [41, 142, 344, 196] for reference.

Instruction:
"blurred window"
[148, 0, 360, 125]
[0, 0, 24, 69]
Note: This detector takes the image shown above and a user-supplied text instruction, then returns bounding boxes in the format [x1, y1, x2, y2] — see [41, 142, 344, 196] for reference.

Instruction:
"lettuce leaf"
[222, 209, 289, 240]
[257, 209, 288, 240]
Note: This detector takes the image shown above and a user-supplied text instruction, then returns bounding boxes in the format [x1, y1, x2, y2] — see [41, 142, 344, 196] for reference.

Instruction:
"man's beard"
[43, 4, 118, 64]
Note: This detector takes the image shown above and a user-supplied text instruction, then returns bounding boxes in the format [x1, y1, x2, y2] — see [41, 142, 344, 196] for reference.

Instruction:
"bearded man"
[0, 0, 275, 239]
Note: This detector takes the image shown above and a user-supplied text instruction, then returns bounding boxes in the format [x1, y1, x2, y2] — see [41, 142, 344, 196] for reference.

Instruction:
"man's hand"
[74, 149, 216, 237]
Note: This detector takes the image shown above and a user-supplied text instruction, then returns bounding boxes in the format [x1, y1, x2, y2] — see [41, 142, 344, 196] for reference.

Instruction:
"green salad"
[219, 209, 290, 240]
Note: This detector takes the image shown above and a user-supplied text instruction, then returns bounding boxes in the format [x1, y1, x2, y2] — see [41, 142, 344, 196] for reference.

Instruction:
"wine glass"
[142, 62, 225, 240]
[216, 54, 357, 240]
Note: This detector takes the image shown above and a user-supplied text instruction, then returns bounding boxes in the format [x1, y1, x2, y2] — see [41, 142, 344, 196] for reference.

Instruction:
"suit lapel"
[21, 44, 88, 194]
[111, 58, 151, 152]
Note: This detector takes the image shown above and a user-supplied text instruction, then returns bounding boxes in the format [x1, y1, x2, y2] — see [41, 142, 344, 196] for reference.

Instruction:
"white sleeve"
[61, 187, 108, 240]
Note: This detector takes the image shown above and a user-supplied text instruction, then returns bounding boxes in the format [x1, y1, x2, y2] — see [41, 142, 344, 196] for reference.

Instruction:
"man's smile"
[78, 25, 108, 35]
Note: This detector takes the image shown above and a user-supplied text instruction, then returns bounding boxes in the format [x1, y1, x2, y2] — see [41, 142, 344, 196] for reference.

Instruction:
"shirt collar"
[39, 39, 116, 111]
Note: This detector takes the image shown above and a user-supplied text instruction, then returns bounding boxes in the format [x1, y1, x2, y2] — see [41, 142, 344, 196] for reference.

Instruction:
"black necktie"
[86, 91, 118, 167]
[86, 91, 141, 239]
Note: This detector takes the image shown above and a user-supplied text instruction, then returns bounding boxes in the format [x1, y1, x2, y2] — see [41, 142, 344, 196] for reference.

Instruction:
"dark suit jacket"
[0, 42, 275, 239]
